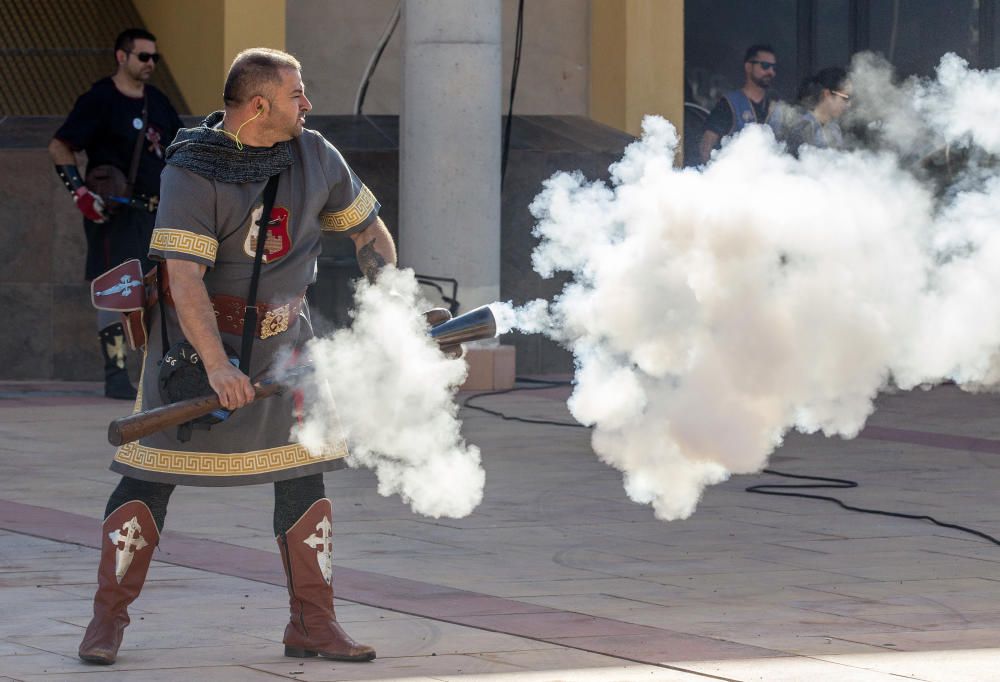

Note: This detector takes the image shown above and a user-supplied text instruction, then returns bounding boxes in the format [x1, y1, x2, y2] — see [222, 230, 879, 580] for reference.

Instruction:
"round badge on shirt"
[132, 118, 144, 130]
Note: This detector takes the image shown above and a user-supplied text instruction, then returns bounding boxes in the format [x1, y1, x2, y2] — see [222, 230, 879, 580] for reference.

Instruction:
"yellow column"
[590, 0, 684, 144]
[135, 0, 286, 116]
[222, 0, 287, 76]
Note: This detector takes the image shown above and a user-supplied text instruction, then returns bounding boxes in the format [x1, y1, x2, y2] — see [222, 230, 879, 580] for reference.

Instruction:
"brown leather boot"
[78, 501, 159, 664]
[278, 498, 375, 661]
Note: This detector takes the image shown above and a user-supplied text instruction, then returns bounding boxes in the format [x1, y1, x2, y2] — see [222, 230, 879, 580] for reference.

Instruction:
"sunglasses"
[748, 60, 776, 71]
[831, 90, 851, 101]
[127, 50, 160, 64]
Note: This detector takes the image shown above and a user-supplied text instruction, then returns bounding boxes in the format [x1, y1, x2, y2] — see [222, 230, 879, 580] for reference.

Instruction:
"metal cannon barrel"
[429, 305, 497, 346]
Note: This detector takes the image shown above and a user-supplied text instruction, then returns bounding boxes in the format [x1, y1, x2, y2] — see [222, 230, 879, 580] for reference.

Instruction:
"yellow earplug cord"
[220, 106, 263, 150]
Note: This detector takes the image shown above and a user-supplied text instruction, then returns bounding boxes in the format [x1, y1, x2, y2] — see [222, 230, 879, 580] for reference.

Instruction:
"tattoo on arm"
[358, 237, 387, 283]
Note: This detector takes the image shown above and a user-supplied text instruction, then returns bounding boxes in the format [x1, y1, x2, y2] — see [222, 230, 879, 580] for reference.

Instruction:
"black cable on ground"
[462, 377, 582, 428]
[746, 469, 1000, 546]
[462, 381, 1000, 545]
[500, 0, 525, 190]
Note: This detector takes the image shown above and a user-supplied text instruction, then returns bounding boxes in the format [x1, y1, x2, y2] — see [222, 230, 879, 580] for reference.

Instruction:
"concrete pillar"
[399, 0, 502, 313]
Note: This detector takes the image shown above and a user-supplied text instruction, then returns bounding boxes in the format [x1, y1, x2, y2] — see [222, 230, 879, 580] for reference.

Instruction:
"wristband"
[55, 164, 85, 195]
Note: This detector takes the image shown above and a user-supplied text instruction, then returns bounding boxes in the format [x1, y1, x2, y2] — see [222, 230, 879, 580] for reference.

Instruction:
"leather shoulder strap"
[125, 94, 148, 198]
[239, 173, 281, 374]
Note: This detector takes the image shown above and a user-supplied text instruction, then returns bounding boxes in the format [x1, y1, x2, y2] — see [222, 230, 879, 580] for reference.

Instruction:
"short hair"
[744, 44, 775, 63]
[224, 48, 302, 106]
[115, 29, 156, 54]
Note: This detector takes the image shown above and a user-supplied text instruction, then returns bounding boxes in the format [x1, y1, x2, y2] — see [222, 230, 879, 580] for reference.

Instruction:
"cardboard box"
[460, 345, 516, 391]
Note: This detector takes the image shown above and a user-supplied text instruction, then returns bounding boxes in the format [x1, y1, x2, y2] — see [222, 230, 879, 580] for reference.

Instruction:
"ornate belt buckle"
[260, 303, 290, 339]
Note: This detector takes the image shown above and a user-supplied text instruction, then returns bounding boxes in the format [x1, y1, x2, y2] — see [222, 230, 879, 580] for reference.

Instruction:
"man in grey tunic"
[79, 48, 393, 665]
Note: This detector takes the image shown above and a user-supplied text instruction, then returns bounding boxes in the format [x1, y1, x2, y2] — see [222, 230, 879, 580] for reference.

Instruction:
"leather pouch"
[85, 164, 128, 213]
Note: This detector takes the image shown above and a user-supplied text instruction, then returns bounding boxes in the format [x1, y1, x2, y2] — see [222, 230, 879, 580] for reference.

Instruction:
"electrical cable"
[463, 382, 1000, 545]
[500, 0, 525, 190]
[354, 1, 402, 116]
[416, 275, 461, 315]
[745, 470, 1000, 546]
[462, 378, 582, 428]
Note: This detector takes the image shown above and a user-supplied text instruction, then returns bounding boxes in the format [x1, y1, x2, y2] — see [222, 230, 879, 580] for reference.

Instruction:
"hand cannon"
[107, 305, 498, 446]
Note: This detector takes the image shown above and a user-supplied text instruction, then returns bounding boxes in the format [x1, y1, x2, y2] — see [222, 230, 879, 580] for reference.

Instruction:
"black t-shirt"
[55, 78, 183, 197]
[704, 93, 770, 137]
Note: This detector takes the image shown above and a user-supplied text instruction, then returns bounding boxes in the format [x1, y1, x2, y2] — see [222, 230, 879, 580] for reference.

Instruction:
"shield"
[91, 259, 145, 311]
[243, 206, 291, 263]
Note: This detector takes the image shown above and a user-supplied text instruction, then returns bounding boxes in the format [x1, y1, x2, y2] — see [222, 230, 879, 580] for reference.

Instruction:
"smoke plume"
[494, 53, 1000, 520]
[293, 266, 484, 518]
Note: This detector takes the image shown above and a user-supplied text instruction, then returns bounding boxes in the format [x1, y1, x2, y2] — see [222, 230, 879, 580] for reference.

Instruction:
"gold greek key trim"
[114, 440, 348, 477]
[321, 185, 378, 232]
[150, 228, 218, 262]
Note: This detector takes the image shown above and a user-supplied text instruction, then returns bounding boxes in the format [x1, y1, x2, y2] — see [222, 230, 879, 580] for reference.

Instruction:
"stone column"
[399, 0, 502, 313]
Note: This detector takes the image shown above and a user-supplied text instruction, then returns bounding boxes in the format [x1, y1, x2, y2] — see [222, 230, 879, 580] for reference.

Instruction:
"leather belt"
[110, 193, 159, 213]
[210, 290, 307, 340]
[149, 265, 303, 340]
[134, 193, 159, 212]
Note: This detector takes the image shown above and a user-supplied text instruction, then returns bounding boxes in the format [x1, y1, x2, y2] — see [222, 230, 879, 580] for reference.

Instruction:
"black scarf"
[164, 111, 293, 183]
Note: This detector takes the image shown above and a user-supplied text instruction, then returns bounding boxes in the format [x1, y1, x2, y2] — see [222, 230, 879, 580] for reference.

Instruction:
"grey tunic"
[787, 111, 845, 154]
[111, 128, 380, 486]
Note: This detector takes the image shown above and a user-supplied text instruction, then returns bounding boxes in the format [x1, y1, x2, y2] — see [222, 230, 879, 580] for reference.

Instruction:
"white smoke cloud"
[494, 53, 1000, 520]
[848, 52, 1000, 163]
[293, 267, 484, 518]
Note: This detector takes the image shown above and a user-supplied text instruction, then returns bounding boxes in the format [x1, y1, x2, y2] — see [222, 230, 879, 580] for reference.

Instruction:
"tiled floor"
[1, 380, 999, 680]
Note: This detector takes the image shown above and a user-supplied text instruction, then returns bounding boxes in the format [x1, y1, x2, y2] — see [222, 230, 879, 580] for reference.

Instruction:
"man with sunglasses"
[48, 28, 183, 400]
[699, 44, 779, 164]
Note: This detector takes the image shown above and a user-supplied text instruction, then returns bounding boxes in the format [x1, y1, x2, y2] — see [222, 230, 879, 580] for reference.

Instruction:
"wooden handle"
[107, 382, 284, 447]
[108, 307, 498, 447]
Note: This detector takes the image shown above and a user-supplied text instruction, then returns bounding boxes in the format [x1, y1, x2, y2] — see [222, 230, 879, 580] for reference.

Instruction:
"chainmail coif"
[164, 111, 293, 183]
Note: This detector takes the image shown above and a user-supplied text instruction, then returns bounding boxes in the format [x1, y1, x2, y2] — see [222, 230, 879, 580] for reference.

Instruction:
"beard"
[751, 73, 773, 89]
[264, 117, 304, 143]
[129, 64, 153, 82]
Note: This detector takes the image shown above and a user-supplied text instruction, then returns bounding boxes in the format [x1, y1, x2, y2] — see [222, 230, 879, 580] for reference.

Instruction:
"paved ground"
[1, 378, 999, 681]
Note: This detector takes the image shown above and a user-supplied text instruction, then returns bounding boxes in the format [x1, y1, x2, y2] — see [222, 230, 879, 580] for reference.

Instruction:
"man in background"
[49, 28, 183, 399]
[699, 44, 778, 164]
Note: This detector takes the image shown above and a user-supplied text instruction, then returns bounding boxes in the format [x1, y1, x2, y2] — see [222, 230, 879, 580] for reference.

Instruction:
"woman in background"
[788, 67, 851, 154]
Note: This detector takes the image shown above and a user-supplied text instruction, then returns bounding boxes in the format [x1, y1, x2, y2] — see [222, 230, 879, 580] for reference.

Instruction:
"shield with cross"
[91, 259, 145, 311]
[303, 516, 333, 584]
[109, 516, 149, 583]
